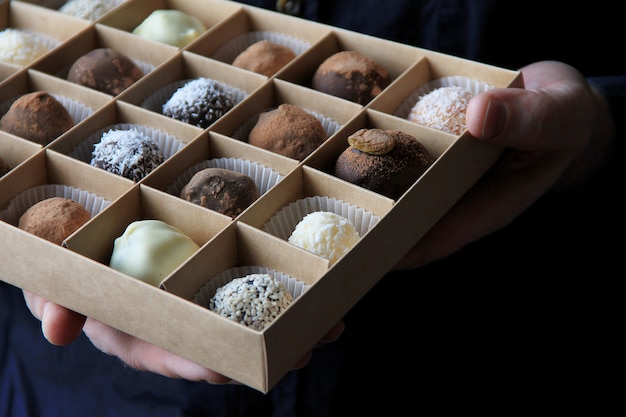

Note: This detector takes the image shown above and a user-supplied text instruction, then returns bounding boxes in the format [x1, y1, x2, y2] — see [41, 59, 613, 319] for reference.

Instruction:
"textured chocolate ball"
[162, 78, 235, 128]
[180, 167, 259, 218]
[312, 51, 391, 105]
[232, 40, 296, 77]
[334, 128, 434, 200]
[248, 103, 327, 161]
[90, 128, 164, 182]
[18, 197, 91, 245]
[67, 48, 143, 95]
[0, 91, 75, 145]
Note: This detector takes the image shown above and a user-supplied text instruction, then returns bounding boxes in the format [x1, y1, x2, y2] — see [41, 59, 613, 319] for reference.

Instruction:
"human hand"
[395, 60, 615, 270]
[22, 290, 345, 384]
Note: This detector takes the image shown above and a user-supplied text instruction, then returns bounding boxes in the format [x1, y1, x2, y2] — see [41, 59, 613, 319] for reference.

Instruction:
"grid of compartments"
[0, 0, 523, 392]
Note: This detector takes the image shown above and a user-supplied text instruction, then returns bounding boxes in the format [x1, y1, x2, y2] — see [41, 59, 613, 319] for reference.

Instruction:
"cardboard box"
[0, 0, 523, 392]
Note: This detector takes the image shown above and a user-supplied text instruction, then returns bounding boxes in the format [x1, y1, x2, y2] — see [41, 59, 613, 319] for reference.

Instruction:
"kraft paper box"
[0, 0, 523, 392]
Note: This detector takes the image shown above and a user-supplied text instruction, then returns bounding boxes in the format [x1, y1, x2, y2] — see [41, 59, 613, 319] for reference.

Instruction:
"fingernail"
[481, 98, 506, 138]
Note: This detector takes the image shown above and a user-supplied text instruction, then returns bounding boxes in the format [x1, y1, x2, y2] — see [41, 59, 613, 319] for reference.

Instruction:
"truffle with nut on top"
[334, 128, 434, 200]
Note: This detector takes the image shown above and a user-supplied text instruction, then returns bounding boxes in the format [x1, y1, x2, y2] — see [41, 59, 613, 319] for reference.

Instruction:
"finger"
[22, 291, 86, 346]
[82, 319, 234, 384]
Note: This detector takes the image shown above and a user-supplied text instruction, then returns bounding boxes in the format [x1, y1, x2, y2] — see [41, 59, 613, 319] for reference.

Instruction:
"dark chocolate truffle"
[67, 48, 143, 95]
[180, 167, 259, 218]
[90, 128, 164, 182]
[18, 197, 91, 245]
[162, 78, 235, 128]
[311, 51, 391, 105]
[248, 103, 327, 161]
[334, 128, 433, 200]
[0, 91, 75, 145]
[232, 40, 296, 77]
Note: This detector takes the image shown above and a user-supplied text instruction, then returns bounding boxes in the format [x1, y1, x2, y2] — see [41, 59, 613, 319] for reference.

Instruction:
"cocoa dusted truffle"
[18, 197, 91, 245]
[232, 40, 296, 77]
[90, 128, 164, 182]
[0, 91, 75, 145]
[334, 128, 434, 200]
[162, 78, 235, 128]
[311, 51, 391, 105]
[180, 167, 259, 218]
[248, 103, 327, 161]
[67, 48, 143, 95]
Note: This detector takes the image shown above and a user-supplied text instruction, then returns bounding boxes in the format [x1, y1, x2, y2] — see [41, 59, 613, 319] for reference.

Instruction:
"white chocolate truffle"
[288, 211, 360, 265]
[0, 29, 49, 66]
[132, 9, 206, 48]
[408, 85, 474, 135]
[209, 273, 293, 330]
[109, 219, 199, 286]
[59, 0, 118, 21]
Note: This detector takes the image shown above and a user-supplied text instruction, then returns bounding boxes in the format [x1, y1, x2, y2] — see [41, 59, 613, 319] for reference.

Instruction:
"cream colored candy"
[288, 211, 360, 265]
[408, 85, 474, 135]
[132, 9, 206, 48]
[109, 219, 199, 286]
[0, 29, 49, 66]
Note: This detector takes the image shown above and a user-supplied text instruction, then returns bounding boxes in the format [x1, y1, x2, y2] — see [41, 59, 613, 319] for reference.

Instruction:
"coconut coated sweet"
[288, 211, 360, 265]
[109, 219, 200, 286]
[162, 78, 235, 128]
[0, 28, 49, 66]
[132, 9, 206, 48]
[90, 128, 164, 182]
[408, 85, 474, 135]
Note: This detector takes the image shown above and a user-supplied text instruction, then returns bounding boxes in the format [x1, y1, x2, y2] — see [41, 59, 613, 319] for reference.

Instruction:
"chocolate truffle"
[180, 167, 259, 218]
[288, 211, 360, 265]
[18, 197, 91, 245]
[311, 51, 391, 105]
[334, 128, 434, 200]
[232, 40, 296, 77]
[132, 9, 206, 48]
[0, 157, 11, 177]
[67, 48, 143, 95]
[0, 28, 49, 66]
[59, 0, 118, 21]
[209, 273, 293, 331]
[248, 103, 327, 161]
[109, 219, 200, 286]
[162, 78, 235, 128]
[0, 91, 75, 145]
[90, 128, 164, 182]
[408, 85, 474, 135]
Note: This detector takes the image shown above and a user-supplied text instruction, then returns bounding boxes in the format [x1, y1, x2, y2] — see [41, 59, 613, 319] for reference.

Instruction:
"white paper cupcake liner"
[192, 265, 309, 309]
[140, 78, 248, 115]
[69, 122, 186, 164]
[167, 157, 283, 197]
[262, 196, 380, 241]
[0, 93, 93, 126]
[394, 76, 495, 119]
[211, 31, 310, 64]
[0, 184, 110, 226]
[232, 108, 340, 143]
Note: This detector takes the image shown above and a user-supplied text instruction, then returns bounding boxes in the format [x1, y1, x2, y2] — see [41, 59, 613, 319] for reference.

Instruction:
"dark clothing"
[1, 1, 623, 416]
